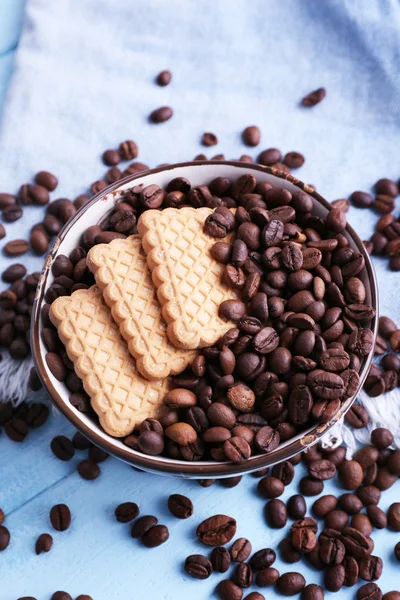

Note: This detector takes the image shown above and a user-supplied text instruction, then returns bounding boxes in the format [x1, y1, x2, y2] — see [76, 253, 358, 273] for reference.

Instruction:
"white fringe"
[0, 354, 34, 406]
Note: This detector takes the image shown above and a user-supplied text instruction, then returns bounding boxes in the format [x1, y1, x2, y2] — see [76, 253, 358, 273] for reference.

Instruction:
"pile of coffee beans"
[0, 400, 48, 442]
[39, 172, 377, 463]
[180, 426, 400, 599]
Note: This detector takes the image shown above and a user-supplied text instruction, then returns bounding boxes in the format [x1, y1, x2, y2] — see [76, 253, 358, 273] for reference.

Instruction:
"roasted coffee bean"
[255, 566, 279, 587]
[249, 548, 276, 571]
[196, 514, 236, 546]
[299, 476, 324, 496]
[345, 403, 369, 429]
[77, 459, 100, 480]
[102, 149, 120, 166]
[51, 592, 72, 600]
[319, 535, 345, 565]
[337, 493, 362, 515]
[201, 132, 218, 147]
[167, 494, 193, 519]
[217, 580, 243, 600]
[184, 554, 212, 579]
[258, 477, 284, 499]
[235, 562, 253, 588]
[286, 495, 306, 520]
[50, 504, 71, 531]
[357, 584, 383, 600]
[5, 418, 28, 442]
[324, 564, 345, 592]
[155, 69, 172, 86]
[265, 499, 287, 528]
[359, 555, 383, 582]
[357, 485, 381, 506]
[307, 370, 344, 399]
[114, 502, 139, 523]
[283, 151, 305, 169]
[210, 546, 231, 572]
[50, 436, 75, 461]
[0, 525, 10, 551]
[387, 503, 400, 531]
[46, 352, 67, 381]
[2, 204, 23, 222]
[338, 460, 364, 489]
[4, 239, 29, 256]
[149, 106, 173, 123]
[35, 532, 53, 555]
[340, 526, 370, 559]
[308, 459, 336, 481]
[35, 171, 58, 191]
[301, 87, 326, 107]
[277, 572, 306, 595]
[129, 515, 157, 538]
[230, 538, 252, 562]
[142, 524, 169, 547]
[242, 125, 261, 146]
[313, 495, 338, 518]
[255, 426, 280, 453]
[224, 437, 251, 463]
[279, 537, 302, 563]
[325, 509, 349, 531]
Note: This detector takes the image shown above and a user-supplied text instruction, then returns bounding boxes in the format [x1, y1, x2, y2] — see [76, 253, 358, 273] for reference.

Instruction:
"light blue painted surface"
[0, 2, 399, 599]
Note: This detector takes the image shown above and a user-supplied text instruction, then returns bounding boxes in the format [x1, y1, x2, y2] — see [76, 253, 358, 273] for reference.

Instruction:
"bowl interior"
[31, 161, 378, 478]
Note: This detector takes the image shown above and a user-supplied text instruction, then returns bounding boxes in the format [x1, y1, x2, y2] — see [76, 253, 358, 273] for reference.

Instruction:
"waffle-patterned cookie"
[87, 235, 197, 380]
[138, 207, 238, 350]
[49, 286, 169, 437]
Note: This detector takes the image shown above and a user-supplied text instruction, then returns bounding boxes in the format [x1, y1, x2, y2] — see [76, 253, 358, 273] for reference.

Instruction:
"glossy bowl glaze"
[31, 161, 378, 478]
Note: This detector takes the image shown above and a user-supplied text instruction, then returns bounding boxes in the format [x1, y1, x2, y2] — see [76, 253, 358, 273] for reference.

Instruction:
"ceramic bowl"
[31, 161, 378, 478]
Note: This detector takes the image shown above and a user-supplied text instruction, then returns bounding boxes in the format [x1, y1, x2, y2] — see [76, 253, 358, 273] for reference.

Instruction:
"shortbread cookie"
[87, 235, 196, 380]
[138, 207, 238, 350]
[49, 285, 169, 437]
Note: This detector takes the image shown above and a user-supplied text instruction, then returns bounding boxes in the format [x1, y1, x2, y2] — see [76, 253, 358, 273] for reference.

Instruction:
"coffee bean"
[231, 538, 252, 562]
[235, 562, 253, 587]
[325, 509, 349, 531]
[345, 404, 369, 428]
[276, 572, 306, 595]
[196, 515, 236, 546]
[312, 495, 337, 518]
[211, 546, 231, 572]
[387, 503, 400, 531]
[149, 106, 173, 123]
[4, 239, 29, 256]
[224, 437, 251, 463]
[286, 495, 306, 520]
[301, 584, 324, 600]
[301, 88, 326, 107]
[324, 563, 345, 591]
[357, 584, 383, 600]
[358, 555, 383, 582]
[35, 171, 58, 191]
[5, 418, 28, 442]
[258, 477, 284, 499]
[299, 476, 324, 496]
[382, 594, 399, 600]
[184, 554, 212, 579]
[0, 525, 10, 550]
[51, 436, 75, 461]
[142, 524, 169, 547]
[217, 580, 243, 600]
[357, 485, 381, 506]
[256, 566, 280, 587]
[51, 593, 72, 600]
[50, 504, 71, 531]
[202, 132, 218, 147]
[307, 370, 344, 399]
[235, 129, 258, 152]
[115, 502, 139, 523]
[265, 499, 287, 528]
[2, 204, 23, 222]
[168, 494, 193, 519]
[156, 70, 172, 86]
[46, 352, 67, 381]
[35, 533, 53, 554]
[77, 459, 100, 480]
[338, 460, 364, 489]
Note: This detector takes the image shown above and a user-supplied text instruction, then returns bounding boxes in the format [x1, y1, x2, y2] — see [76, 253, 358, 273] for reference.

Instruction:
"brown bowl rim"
[31, 160, 378, 477]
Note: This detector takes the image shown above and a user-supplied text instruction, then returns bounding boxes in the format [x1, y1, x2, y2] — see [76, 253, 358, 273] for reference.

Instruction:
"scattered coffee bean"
[0, 525, 10, 550]
[115, 502, 139, 523]
[50, 504, 71, 531]
[301, 88, 326, 107]
[156, 70, 172, 86]
[168, 494, 193, 519]
[50, 435, 75, 461]
[196, 514, 236, 546]
[77, 459, 100, 480]
[141, 524, 169, 547]
[184, 554, 212, 579]
[149, 106, 173, 123]
[35, 533, 53, 555]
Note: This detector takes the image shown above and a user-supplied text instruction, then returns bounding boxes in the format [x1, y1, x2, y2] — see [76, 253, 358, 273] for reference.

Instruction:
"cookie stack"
[49, 207, 237, 437]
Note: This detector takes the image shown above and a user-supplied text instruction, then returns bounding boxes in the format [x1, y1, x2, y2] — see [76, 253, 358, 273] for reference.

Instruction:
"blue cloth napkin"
[0, 0, 400, 445]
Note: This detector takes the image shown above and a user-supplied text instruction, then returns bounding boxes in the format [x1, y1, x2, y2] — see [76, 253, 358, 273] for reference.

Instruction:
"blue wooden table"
[1, 2, 399, 599]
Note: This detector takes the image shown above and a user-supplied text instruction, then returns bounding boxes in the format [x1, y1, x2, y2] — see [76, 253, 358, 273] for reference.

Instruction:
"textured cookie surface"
[87, 235, 196, 380]
[138, 207, 237, 350]
[49, 286, 169, 437]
